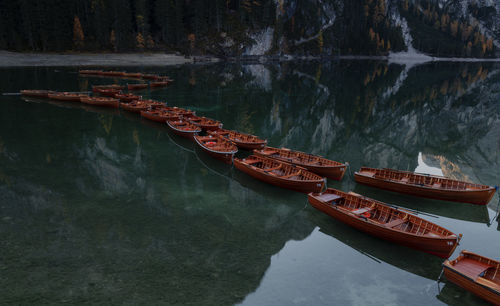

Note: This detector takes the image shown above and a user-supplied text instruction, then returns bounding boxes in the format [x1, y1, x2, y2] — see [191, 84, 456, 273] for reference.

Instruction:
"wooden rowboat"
[164, 106, 195, 118]
[308, 188, 461, 258]
[95, 88, 121, 97]
[120, 100, 164, 113]
[123, 72, 143, 78]
[100, 71, 126, 76]
[127, 83, 148, 90]
[253, 146, 347, 180]
[150, 81, 169, 87]
[142, 74, 160, 80]
[208, 129, 267, 150]
[189, 116, 222, 131]
[92, 84, 124, 92]
[140, 109, 180, 123]
[79, 69, 102, 75]
[80, 96, 119, 108]
[166, 120, 202, 139]
[48, 92, 86, 102]
[194, 135, 238, 164]
[443, 250, 499, 305]
[234, 155, 325, 193]
[114, 93, 141, 102]
[20, 90, 54, 98]
[354, 167, 496, 205]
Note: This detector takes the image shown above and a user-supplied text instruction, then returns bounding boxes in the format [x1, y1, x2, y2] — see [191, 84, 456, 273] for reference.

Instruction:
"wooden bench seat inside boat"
[281, 171, 301, 179]
[384, 218, 406, 228]
[454, 258, 493, 278]
[316, 194, 343, 203]
[245, 159, 260, 165]
[265, 165, 282, 172]
[351, 207, 374, 215]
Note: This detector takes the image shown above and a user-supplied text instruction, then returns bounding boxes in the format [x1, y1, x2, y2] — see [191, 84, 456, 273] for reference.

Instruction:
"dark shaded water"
[0, 61, 499, 305]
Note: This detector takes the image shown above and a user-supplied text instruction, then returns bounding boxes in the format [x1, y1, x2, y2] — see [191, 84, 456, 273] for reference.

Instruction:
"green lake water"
[0, 61, 499, 305]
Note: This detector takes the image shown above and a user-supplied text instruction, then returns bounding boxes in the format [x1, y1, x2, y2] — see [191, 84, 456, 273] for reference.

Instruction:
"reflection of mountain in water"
[218, 61, 499, 210]
[0, 99, 315, 304]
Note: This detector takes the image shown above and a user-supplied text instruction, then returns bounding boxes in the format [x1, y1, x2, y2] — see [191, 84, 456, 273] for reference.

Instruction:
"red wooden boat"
[48, 92, 86, 102]
[20, 90, 54, 98]
[354, 167, 496, 205]
[194, 135, 238, 164]
[142, 74, 160, 80]
[120, 100, 164, 113]
[114, 93, 141, 102]
[79, 69, 102, 75]
[166, 120, 202, 139]
[92, 84, 124, 92]
[95, 88, 122, 97]
[308, 188, 462, 258]
[127, 83, 148, 90]
[100, 71, 126, 77]
[234, 155, 325, 193]
[208, 129, 267, 150]
[443, 250, 499, 305]
[140, 109, 180, 122]
[80, 96, 119, 108]
[253, 146, 347, 180]
[164, 106, 195, 118]
[123, 72, 143, 78]
[150, 81, 169, 87]
[188, 116, 222, 131]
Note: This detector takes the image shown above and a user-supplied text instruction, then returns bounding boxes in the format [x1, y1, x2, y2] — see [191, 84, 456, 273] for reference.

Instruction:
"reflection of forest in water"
[0, 60, 498, 304]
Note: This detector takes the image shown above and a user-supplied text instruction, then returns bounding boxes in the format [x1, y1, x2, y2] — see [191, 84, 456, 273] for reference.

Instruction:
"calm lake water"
[0, 61, 499, 305]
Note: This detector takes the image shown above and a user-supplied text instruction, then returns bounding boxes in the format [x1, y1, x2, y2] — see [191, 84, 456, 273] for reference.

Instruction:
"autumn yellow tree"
[136, 33, 145, 49]
[73, 16, 85, 49]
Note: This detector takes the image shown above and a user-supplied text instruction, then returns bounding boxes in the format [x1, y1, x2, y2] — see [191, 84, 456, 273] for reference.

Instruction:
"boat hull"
[308, 193, 459, 258]
[235, 141, 267, 150]
[120, 103, 148, 113]
[443, 262, 499, 305]
[81, 98, 119, 108]
[141, 111, 179, 123]
[234, 159, 325, 193]
[48, 93, 83, 102]
[127, 84, 148, 90]
[20, 90, 53, 98]
[354, 172, 496, 205]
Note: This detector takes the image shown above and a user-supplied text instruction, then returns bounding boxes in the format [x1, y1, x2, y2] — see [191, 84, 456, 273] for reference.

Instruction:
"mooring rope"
[490, 185, 500, 224]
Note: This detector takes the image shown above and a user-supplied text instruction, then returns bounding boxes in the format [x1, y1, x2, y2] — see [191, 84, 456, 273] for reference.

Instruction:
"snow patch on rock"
[245, 27, 274, 56]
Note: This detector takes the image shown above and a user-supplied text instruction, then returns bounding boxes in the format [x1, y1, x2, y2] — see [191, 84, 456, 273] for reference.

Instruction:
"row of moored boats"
[20, 70, 499, 304]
